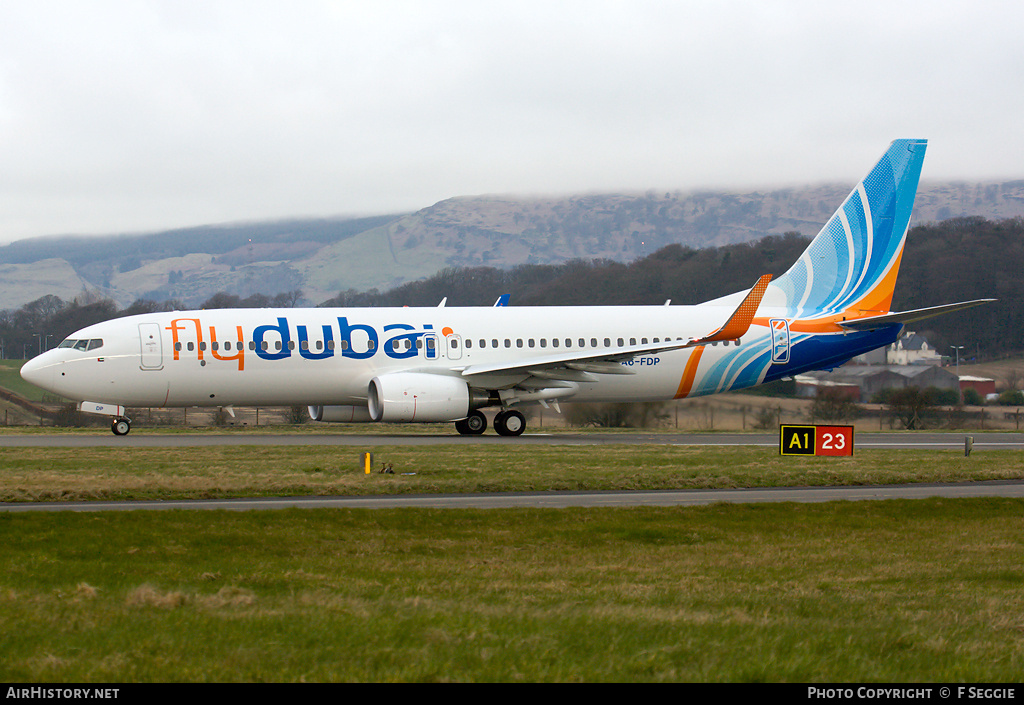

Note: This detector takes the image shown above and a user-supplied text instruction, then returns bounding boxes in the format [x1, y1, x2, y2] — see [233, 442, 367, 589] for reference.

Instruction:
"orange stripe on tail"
[674, 346, 705, 399]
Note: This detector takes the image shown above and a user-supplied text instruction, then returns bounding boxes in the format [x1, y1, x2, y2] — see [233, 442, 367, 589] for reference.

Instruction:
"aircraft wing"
[837, 299, 995, 331]
[460, 275, 772, 385]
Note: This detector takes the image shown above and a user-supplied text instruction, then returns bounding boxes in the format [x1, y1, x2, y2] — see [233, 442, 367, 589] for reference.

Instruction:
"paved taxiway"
[4, 431, 1024, 449]
[4, 481, 1024, 513]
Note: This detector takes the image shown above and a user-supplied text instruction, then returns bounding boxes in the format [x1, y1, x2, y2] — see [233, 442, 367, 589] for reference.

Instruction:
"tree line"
[0, 291, 303, 359]
[3, 217, 1021, 362]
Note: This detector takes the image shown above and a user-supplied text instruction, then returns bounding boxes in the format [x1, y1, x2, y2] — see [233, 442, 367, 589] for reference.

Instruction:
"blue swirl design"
[685, 140, 927, 396]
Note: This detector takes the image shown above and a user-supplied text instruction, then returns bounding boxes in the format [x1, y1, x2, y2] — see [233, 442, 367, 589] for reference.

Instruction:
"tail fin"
[767, 139, 927, 320]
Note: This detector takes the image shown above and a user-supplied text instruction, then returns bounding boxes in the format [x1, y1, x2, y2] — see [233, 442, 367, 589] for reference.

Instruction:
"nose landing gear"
[111, 417, 132, 436]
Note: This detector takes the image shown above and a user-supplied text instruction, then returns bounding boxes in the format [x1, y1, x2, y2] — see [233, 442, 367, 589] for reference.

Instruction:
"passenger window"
[517, 339, 523, 348]
[505, 339, 511, 348]
[617, 338, 624, 347]
[528, 339, 535, 348]
[591, 338, 598, 347]
[188, 342, 195, 351]
[491, 339, 498, 348]
[604, 338, 611, 347]
[466, 339, 472, 349]
[175, 342, 182, 352]
[540, 339, 547, 348]
[629, 338, 636, 346]
[552, 339, 559, 348]
[579, 338, 585, 347]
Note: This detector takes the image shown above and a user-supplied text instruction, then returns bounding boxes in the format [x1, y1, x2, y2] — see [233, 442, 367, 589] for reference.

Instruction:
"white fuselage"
[22, 303, 781, 409]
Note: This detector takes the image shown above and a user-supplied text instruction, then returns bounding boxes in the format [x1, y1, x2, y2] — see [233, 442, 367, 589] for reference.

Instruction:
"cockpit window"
[57, 338, 103, 351]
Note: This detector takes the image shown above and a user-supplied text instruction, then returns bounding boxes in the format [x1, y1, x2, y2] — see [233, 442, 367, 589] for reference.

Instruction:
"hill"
[1, 179, 1023, 310]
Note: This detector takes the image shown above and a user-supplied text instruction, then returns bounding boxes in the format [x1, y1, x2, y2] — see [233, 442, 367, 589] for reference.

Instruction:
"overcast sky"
[1, 0, 1022, 244]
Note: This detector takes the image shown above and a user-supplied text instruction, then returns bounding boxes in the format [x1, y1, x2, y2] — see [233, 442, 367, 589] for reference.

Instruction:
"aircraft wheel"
[494, 410, 526, 436]
[111, 418, 131, 436]
[455, 410, 487, 435]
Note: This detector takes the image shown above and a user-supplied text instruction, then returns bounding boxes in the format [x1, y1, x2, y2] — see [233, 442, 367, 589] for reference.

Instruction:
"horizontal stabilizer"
[838, 299, 996, 330]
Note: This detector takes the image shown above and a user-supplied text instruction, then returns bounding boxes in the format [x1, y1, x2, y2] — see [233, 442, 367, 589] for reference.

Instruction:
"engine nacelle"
[367, 372, 471, 423]
[308, 405, 374, 423]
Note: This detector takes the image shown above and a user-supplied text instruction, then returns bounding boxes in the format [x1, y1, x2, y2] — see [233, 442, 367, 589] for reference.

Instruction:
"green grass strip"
[1, 500, 1023, 681]
[1, 445, 1023, 502]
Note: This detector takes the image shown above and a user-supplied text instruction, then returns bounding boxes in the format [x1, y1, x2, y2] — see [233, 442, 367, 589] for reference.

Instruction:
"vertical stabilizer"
[767, 139, 927, 320]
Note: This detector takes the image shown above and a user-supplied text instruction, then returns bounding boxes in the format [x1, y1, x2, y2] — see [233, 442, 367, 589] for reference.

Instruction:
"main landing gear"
[111, 417, 132, 436]
[494, 409, 525, 436]
[455, 409, 526, 436]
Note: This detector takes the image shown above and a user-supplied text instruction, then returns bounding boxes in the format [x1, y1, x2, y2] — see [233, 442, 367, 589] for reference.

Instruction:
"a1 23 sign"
[779, 424, 854, 456]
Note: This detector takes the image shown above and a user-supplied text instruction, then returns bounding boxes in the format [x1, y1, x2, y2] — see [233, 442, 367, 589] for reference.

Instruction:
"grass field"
[3, 439, 1024, 681]
[2, 500, 1023, 681]
[0, 359, 50, 402]
[2, 444, 1024, 502]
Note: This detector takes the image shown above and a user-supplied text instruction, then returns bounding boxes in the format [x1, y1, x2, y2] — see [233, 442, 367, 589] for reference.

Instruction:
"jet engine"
[307, 405, 374, 423]
[367, 372, 474, 423]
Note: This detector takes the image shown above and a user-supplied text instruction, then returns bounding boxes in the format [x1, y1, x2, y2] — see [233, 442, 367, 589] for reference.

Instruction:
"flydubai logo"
[166, 317, 448, 371]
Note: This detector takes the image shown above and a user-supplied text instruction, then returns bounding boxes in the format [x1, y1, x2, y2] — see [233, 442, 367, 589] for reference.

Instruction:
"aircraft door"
[139, 322, 163, 370]
[446, 334, 462, 360]
[769, 319, 791, 365]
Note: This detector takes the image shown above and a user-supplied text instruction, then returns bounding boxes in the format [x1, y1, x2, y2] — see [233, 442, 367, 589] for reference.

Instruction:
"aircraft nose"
[20, 354, 55, 391]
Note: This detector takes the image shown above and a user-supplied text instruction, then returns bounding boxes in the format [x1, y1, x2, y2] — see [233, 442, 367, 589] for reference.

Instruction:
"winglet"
[693, 274, 772, 344]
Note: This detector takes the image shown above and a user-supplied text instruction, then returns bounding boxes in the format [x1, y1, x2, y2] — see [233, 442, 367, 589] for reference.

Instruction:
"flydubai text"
[166, 317, 441, 371]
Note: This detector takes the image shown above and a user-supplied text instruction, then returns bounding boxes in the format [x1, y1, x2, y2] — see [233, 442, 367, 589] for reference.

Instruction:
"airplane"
[21, 139, 993, 436]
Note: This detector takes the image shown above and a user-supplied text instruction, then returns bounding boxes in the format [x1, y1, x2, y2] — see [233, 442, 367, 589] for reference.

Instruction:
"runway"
[4, 430, 1024, 449]
[4, 481, 1024, 513]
